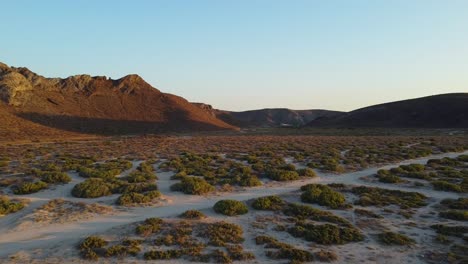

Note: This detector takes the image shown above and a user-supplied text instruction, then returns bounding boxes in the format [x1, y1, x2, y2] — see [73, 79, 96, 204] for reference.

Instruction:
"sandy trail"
[0, 150, 467, 258]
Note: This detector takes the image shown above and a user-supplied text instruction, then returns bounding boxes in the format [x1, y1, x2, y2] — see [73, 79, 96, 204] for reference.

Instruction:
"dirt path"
[0, 150, 467, 258]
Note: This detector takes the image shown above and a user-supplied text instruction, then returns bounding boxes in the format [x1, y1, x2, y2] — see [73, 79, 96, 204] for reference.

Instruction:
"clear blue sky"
[2, 0, 467, 111]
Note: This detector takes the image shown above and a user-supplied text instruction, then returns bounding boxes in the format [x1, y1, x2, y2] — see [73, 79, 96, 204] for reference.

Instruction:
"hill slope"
[192, 103, 342, 127]
[307, 93, 468, 128]
[0, 62, 237, 137]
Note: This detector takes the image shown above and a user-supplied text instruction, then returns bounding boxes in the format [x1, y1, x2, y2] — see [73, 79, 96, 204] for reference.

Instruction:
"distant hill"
[192, 103, 342, 127]
[307, 93, 468, 128]
[0, 62, 236, 140]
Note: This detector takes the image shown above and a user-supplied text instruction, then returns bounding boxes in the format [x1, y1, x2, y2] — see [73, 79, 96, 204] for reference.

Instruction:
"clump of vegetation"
[351, 186, 427, 208]
[126, 161, 157, 183]
[144, 249, 183, 260]
[282, 203, 351, 226]
[440, 198, 468, 210]
[116, 190, 161, 206]
[431, 180, 463, 193]
[200, 221, 244, 246]
[180, 210, 206, 219]
[79, 236, 108, 260]
[13, 181, 48, 194]
[297, 168, 317, 178]
[0, 196, 25, 215]
[377, 232, 415, 246]
[251, 195, 285, 211]
[136, 217, 163, 236]
[255, 235, 314, 262]
[431, 224, 468, 237]
[300, 184, 346, 209]
[72, 178, 112, 198]
[170, 177, 215, 195]
[315, 249, 338, 262]
[265, 169, 300, 181]
[376, 169, 403, 183]
[288, 223, 364, 245]
[213, 200, 248, 216]
[439, 210, 468, 221]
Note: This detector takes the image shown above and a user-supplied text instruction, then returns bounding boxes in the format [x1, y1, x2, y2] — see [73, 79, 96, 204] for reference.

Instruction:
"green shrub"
[0, 196, 25, 215]
[39, 171, 72, 184]
[72, 178, 112, 198]
[283, 203, 351, 226]
[439, 210, 468, 221]
[377, 232, 415, 245]
[351, 186, 427, 208]
[255, 235, 313, 262]
[136, 217, 163, 236]
[251, 196, 285, 211]
[116, 190, 161, 206]
[431, 224, 468, 237]
[13, 181, 48, 194]
[180, 210, 206, 219]
[440, 198, 468, 210]
[213, 200, 248, 216]
[144, 249, 183, 260]
[105, 245, 128, 257]
[300, 184, 346, 209]
[201, 221, 244, 246]
[297, 168, 317, 177]
[266, 169, 300, 181]
[79, 236, 108, 250]
[431, 181, 463, 193]
[170, 177, 215, 195]
[288, 223, 364, 244]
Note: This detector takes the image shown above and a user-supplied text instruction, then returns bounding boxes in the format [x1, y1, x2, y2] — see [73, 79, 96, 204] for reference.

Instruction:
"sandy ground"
[0, 150, 467, 263]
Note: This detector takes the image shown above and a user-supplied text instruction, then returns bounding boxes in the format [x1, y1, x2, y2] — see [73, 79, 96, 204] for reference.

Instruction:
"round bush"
[252, 196, 285, 211]
[213, 200, 248, 216]
[72, 178, 112, 198]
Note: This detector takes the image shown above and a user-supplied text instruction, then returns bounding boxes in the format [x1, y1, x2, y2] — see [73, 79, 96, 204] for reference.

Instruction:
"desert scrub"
[251, 195, 285, 211]
[351, 186, 427, 208]
[265, 168, 300, 181]
[440, 198, 468, 210]
[439, 210, 468, 221]
[213, 200, 248, 216]
[13, 181, 48, 194]
[377, 232, 415, 246]
[300, 184, 346, 209]
[122, 239, 142, 256]
[136, 217, 163, 236]
[71, 178, 112, 198]
[431, 224, 468, 237]
[288, 223, 364, 244]
[79, 236, 108, 260]
[116, 190, 161, 206]
[255, 235, 313, 262]
[226, 245, 255, 261]
[126, 161, 157, 183]
[376, 169, 403, 183]
[200, 221, 244, 246]
[315, 250, 338, 262]
[170, 176, 215, 195]
[297, 168, 317, 177]
[283, 203, 351, 226]
[0, 195, 25, 215]
[144, 249, 184, 260]
[431, 180, 463, 193]
[31, 168, 72, 184]
[180, 209, 206, 219]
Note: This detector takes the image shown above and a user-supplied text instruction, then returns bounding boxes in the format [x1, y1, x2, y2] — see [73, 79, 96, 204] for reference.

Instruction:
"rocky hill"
[307, 93, 468, 128]
[192, 103, 342, 127]
[0, 62, 237, 139]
